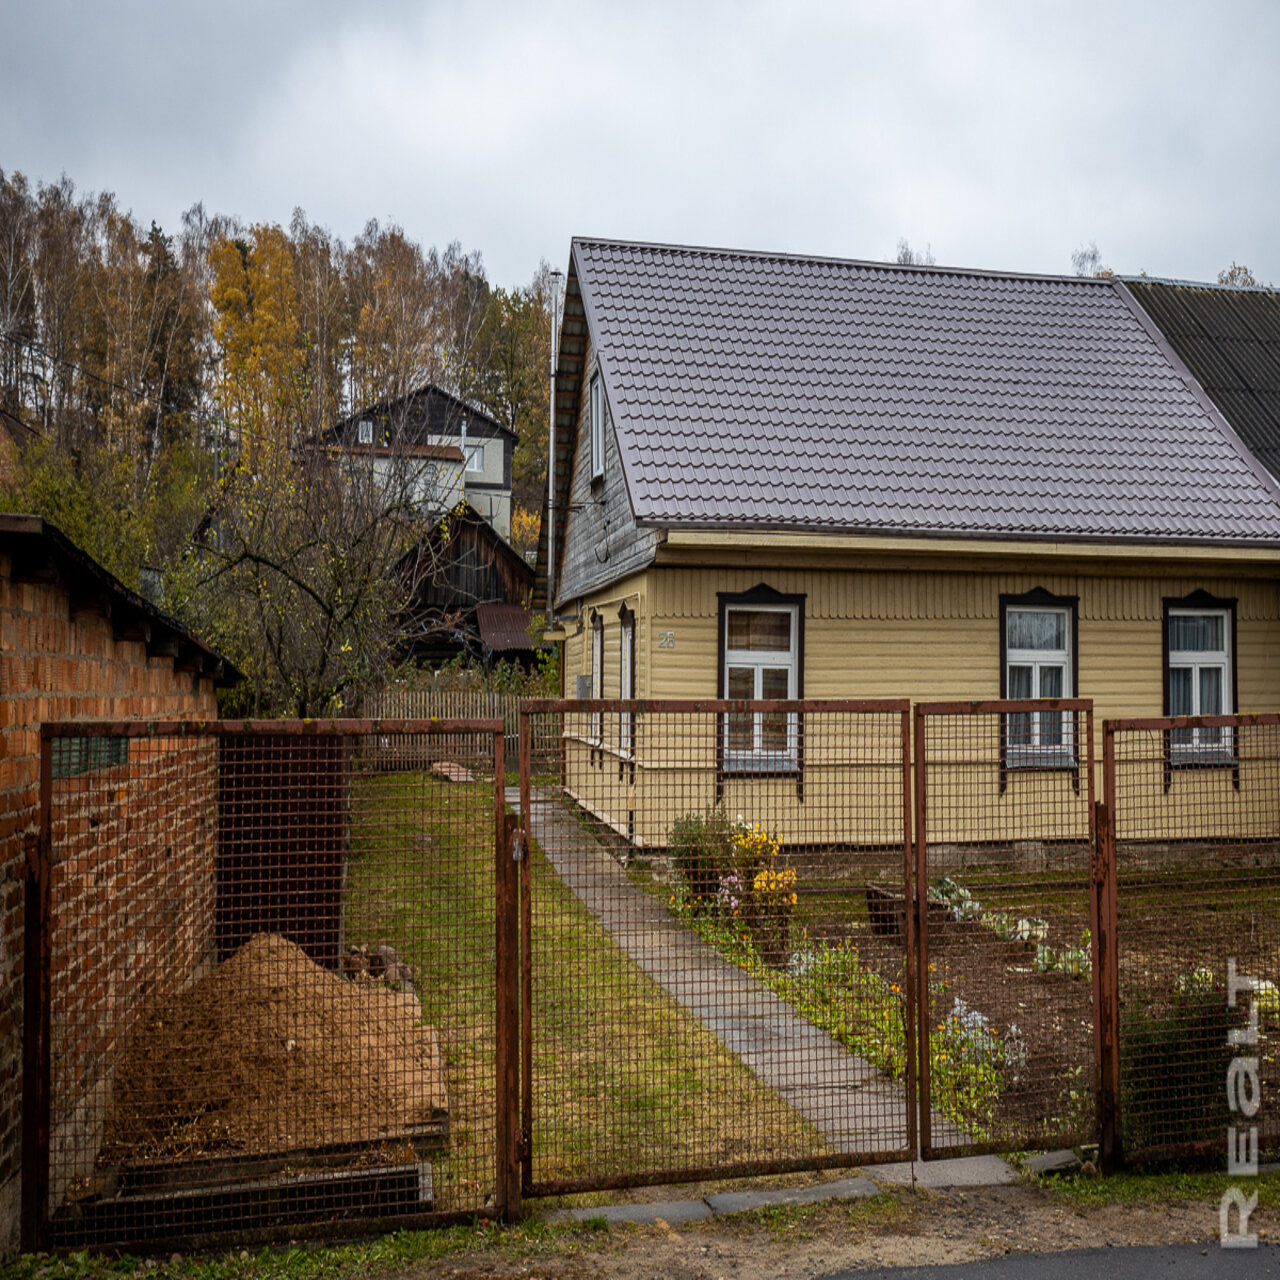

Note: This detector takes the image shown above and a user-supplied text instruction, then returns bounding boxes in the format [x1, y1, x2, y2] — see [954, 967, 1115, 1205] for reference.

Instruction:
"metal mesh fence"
[516, 699, 915, 1195]
[1106, 714, 1280, 1163]
[914, 702, 1097, 1158]
[30, 720, 510, 1250]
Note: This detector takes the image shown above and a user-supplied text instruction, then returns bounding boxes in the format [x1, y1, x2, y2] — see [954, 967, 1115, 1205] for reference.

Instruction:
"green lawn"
[345, 772, 827, 1209]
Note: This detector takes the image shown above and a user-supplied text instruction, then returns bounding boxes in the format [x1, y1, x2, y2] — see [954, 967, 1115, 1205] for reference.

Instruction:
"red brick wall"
[0, 551, 219, 1251]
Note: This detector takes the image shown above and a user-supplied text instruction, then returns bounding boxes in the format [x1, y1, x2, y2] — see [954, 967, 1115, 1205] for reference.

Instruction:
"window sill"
[1006, 751, 1078, 771]
[1169, 751, 1238, 770]
[722, 756, 800, 776]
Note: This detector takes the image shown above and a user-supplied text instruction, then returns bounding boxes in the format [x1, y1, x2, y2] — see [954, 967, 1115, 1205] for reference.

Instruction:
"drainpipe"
[546, 269, 563, 614]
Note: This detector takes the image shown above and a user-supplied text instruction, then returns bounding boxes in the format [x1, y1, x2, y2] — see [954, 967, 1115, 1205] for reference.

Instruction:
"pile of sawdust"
[100, 933, 447, 1164]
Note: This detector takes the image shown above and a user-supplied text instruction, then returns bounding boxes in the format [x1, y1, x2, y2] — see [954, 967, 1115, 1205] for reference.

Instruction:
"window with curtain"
[722, 604, 798, 770]
[1004, 605, 1073, 763]
[1167, 608, 1232, 758]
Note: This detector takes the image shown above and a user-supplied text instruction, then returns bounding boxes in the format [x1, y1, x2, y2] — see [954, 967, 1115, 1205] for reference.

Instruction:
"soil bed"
[811, 918, 1092, 1145]
[99, 933, 447, 1169]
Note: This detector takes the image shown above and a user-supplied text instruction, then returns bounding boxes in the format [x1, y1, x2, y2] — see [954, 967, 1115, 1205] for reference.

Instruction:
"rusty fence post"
[518, 707, 534, 1196]
[21, 732, 53, 1252]
[912, 703, 931, 1159]
[492, 729, 522, 1221]
[900, 706, 918, 1159]
[1093, 722, 1122, 1172]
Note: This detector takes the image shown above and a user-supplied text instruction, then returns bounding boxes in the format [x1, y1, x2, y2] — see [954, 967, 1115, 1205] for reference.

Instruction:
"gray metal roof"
[573, 238, 1280, 545]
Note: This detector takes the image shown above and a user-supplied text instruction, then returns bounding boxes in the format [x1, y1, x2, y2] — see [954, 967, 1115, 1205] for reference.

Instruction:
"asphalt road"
[818, 1243, 1280, 1279]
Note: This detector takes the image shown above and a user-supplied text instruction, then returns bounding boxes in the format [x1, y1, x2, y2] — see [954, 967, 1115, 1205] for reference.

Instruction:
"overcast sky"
[4, 0, 1279, 289]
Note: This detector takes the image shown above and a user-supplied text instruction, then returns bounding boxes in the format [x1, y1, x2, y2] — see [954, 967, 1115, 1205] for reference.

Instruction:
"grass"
[345, 772, 827, 1208]
[521, 805, 830, 1182]
[719, 1189, 908, 1240]
[1035, 1166, 1280, 1210]
[4, 1219, 609, 1280]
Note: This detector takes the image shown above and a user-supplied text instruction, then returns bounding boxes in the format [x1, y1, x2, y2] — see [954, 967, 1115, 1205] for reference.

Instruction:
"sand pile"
[100, 933, 446, 1164]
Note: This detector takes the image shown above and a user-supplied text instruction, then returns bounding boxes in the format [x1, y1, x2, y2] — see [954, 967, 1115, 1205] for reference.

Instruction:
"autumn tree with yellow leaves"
[0, 168, 558, 709]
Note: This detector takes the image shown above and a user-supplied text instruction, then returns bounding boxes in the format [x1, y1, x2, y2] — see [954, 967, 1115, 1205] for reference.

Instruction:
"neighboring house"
[0, 515, 237, 1255]
[331, 383, 518, 540]
[535, 238, 1280, 844]
[1122, 277, 1280, 483]
[402, 503, 535, 667]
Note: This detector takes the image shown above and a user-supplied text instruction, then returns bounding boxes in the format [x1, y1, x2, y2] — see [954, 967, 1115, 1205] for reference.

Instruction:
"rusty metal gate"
[24, 718, 519, 1251]
[912, 701, 1099, 1160]
[1102, 713, 1280, 1168]
[515, 699, 917, 1198]
[30, 701, 1280, 1248]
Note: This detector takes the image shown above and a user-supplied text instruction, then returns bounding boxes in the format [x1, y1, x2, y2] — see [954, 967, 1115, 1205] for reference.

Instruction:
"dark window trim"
[619, 602, 636, 779]
[716, 584, 806, 802]
[998, 586, 1081, 795]
[1162, 589, 1239, 791]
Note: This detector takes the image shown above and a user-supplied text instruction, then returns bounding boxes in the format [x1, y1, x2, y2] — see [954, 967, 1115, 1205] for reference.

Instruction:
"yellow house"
[535, 240, 1280, 848]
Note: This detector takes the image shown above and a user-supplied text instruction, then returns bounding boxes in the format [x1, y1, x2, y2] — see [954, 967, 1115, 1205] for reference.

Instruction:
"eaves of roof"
[0, 514, 241, 685]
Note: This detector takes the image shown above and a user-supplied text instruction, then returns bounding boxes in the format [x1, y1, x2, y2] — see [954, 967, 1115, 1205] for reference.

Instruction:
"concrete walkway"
[511, 787, 968, 1157]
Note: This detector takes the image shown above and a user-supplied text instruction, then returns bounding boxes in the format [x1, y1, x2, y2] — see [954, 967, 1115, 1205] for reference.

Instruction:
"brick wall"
[0, 551, 219, 1253]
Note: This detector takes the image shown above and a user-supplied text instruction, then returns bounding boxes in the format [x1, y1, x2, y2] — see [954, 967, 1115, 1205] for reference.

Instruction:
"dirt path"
[419, 1181, 1272, 1279]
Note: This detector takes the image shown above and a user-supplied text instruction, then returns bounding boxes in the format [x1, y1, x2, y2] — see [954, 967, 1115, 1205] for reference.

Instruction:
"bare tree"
[1071, 242, 1113, 278]
[896, 239, 936, 267]
[1218, 261, 1262, 288]
[175, 432, 461, 716]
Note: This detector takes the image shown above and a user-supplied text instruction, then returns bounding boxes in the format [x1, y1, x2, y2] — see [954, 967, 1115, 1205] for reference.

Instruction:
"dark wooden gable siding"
[413, 508, 532, 615]
[556, 336, 657, 605]
[535, 252, 657, 613]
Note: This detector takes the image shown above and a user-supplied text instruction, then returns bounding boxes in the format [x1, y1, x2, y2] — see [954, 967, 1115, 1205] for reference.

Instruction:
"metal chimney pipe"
[546, 268, 563, 614]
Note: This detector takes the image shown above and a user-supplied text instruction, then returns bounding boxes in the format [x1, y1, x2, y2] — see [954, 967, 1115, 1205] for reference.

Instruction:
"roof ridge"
[571, 235, 1114, 288]
[1121, 274, 1279, 295]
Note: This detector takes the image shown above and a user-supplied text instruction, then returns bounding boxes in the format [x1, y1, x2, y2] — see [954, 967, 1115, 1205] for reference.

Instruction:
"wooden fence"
[364, 687, 522, 739]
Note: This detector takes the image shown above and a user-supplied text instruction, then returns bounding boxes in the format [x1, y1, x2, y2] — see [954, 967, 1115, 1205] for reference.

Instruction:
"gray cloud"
[3, 0, 1279, 287]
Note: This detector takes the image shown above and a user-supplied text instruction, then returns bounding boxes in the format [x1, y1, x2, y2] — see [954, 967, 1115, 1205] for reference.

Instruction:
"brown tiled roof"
[572, 238, 1280, 545]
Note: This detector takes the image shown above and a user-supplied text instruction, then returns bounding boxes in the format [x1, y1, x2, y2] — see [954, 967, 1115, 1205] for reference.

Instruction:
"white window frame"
[358, 420, 373, 445]
[464, 442, 485, 473]
[619, 608, 635, 758]
[1167, 606, 1233, 759]
[589, 372, 605, 481]
[1005, 604, 1074, 765]
[590, 613, 604, 746]
[722, 603, 799, 771]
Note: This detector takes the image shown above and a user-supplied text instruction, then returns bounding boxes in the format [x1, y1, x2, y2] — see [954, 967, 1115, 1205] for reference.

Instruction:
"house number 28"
[657, 631, 676, 649]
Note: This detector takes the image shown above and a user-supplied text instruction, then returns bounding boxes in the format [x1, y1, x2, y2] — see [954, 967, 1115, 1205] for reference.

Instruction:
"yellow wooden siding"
[556, 563, 1280, 848]
[650, 567, 1280, 624]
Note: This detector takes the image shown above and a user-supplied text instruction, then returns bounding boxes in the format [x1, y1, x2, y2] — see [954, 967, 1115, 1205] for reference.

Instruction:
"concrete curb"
[548, 1161, 1024, 1225]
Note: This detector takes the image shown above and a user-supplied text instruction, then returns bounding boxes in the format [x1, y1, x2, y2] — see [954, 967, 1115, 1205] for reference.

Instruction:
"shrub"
[1120, 982, 1241, 1152]
[669, 809, 735, 910]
